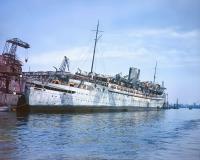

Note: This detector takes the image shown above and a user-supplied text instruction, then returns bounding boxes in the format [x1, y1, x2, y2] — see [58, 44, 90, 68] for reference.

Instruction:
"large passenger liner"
[22, 22, 166, 112]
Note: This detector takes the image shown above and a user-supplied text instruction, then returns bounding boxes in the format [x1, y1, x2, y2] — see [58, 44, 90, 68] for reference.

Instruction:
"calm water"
[0, 109, 200, 160]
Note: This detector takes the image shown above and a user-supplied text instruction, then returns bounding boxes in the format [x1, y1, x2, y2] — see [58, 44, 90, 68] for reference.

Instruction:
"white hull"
[25, 82, 165, 109]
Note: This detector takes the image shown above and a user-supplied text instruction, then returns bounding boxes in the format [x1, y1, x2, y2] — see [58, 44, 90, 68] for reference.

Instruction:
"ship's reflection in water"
[0, 109, 200, 160]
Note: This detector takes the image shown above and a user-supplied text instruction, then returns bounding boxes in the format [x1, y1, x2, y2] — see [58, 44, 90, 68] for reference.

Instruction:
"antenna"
[153, 61, 157, 83]
[176, 98, 179, 108]
[90, 20, 103, 74]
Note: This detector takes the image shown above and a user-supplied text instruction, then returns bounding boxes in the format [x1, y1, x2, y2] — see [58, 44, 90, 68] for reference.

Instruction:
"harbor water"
[0, 109, 200, 160]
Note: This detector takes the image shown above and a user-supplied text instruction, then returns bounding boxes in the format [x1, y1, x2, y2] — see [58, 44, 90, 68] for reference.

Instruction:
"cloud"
[103, 28, 200, 67]
[30, 46, 90, 64]
[127, 28, 200, 39]
[28, 27, 200, 72]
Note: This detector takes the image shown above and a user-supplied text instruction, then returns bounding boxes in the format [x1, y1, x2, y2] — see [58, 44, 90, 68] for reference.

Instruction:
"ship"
[20, 22, 166, 112]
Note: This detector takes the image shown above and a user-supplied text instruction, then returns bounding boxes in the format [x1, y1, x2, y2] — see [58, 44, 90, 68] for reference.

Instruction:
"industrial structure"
[0, 38, 30, 110]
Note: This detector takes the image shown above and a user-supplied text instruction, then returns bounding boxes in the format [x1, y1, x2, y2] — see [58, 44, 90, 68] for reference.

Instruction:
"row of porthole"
[74, 91, 105, 98]
[46, 95, 146, 106]
[77, 92, 128, 98]
[75, 97, 134, 104]
[73, 98, 110, 105]
[50, 94, 143, 105]
[49, 93, 152, 105]
[76, 89, 108, 95]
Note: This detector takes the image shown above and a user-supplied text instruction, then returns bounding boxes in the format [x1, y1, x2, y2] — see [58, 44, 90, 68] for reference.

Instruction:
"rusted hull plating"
[0, 93, 21, 109]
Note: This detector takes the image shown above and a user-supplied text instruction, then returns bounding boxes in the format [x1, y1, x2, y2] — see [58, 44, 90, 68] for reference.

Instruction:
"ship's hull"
[27, 105, 161, 113]
[24, 82, 165, 112]
[0, 93, 21, 106]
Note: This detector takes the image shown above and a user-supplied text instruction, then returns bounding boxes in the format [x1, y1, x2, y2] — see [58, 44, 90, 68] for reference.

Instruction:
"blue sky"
[1, 0, 200, 104]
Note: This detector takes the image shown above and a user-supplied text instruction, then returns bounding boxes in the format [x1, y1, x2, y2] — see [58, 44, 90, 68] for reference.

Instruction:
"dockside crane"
[59, 56, 70, 72]
[0, 38, 30, 93]
[53, 56, 70, 72]
[1, 38, 30, 74]
[3, 38, 30, 58]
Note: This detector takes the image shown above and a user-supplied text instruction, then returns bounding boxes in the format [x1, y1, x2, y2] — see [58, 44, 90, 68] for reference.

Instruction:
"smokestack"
[128, 67, 140, 82]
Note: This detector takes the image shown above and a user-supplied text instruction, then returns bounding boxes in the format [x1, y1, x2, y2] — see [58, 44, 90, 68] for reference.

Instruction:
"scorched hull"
[24, 82, 165, 112]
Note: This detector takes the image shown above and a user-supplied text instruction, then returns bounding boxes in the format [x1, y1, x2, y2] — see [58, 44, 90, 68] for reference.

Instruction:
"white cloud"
[30, 46, 90, 64]
[29, 28, 200, 71]
[127, 28, 200, 39]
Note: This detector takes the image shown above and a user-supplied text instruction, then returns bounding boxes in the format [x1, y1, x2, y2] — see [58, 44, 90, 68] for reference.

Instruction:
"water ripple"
[0, 109, 200, 160]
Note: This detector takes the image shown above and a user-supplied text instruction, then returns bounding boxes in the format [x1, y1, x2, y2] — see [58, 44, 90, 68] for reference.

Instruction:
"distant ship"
[22, 22, 166, 112]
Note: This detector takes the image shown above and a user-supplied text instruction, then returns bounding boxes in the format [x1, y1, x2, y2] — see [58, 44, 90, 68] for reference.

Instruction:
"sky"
[0, 0, 200, 104]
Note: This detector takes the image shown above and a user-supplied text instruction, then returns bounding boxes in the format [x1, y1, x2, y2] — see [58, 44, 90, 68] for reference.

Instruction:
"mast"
[90, 20, 102, 74]
[176, 98, 179, 109]
[153, 61, 157, 83]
